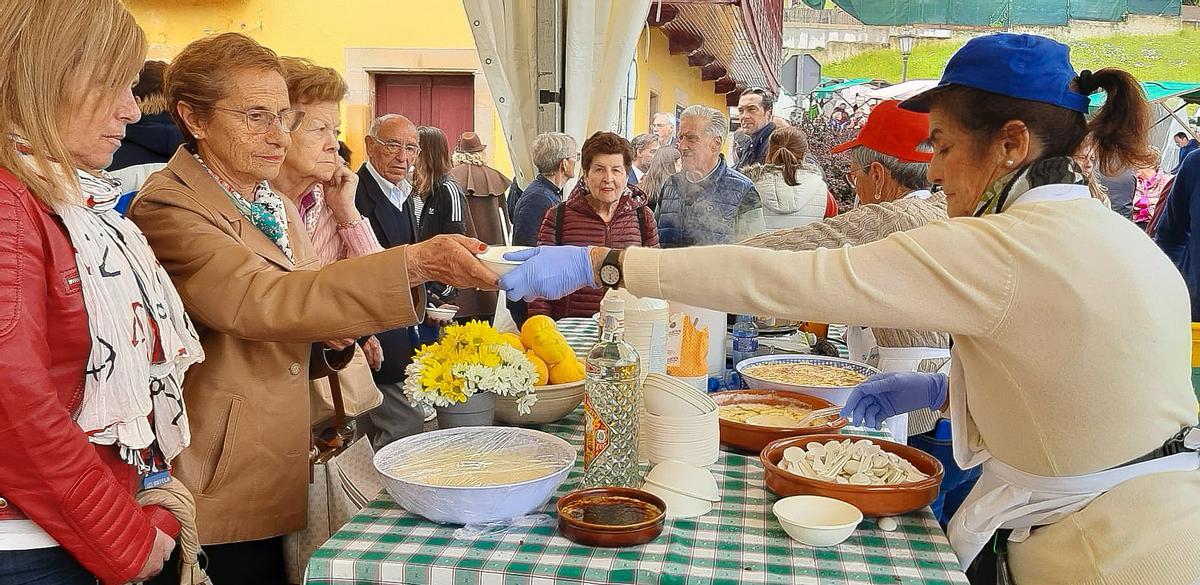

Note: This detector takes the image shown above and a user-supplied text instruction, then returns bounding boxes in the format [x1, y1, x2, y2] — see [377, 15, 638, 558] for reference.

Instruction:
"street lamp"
[897, 32, 916, 82]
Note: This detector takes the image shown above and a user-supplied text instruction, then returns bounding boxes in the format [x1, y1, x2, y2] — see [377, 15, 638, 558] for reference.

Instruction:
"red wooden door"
[375, 74, 474, 145]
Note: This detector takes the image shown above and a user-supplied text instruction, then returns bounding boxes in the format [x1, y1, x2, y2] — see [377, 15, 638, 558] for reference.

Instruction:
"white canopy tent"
[463, 0, 652, 188]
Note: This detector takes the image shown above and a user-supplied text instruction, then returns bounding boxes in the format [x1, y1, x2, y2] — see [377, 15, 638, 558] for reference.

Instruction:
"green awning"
[813, 77, 876, 99]
[1089, 81, 1200, 110]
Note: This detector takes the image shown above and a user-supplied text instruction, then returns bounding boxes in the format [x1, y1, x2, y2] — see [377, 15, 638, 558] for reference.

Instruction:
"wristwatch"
[599, 249, 622, 289]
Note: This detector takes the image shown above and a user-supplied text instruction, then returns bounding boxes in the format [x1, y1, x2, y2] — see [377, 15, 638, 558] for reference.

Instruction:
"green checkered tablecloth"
[306, 412, 968, 585]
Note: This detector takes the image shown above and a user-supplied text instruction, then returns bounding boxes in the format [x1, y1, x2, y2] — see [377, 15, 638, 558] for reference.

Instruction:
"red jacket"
[0, 168, 168, 584]
[531, 185, 658, 319]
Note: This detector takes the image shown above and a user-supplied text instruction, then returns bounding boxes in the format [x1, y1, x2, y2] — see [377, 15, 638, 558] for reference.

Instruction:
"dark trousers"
[148, 537, 286, 585]
[0, 547, 97, 585]
[365, 382, 426, 449]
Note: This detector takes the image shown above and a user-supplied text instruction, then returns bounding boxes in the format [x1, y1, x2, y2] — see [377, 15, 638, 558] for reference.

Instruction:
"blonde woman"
[0, 1, 198, 583]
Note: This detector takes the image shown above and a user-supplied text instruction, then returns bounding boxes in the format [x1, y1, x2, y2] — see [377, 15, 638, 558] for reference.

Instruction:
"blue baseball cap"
[900, 33, 1090, 114]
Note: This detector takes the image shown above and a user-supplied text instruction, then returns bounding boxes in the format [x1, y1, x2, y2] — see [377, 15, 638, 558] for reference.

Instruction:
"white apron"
[875, 345, 952, 442]
[945, 184, 1200, 568]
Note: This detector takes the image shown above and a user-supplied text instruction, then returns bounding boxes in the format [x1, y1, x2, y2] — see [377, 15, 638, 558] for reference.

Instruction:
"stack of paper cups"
[605, 290, 669, 380]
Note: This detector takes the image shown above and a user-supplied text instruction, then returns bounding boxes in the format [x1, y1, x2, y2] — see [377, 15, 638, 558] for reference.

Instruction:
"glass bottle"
[581, 297, 642, 488]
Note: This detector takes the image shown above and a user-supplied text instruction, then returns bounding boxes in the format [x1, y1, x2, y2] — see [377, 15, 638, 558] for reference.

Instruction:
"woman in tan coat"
[129, 33, 496, 584]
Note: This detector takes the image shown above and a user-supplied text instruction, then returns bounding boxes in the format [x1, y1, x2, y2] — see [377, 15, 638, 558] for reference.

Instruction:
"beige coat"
[129, 148, 422, 544]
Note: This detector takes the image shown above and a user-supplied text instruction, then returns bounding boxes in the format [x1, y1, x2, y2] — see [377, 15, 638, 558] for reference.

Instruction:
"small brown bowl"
[556, 487, 666, 547]
[760, 434, 943, 517]
[713, 390, 848, 453]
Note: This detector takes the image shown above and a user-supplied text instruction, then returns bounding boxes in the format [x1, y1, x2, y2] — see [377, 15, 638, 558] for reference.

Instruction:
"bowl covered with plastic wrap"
[373, 426, 576, 524]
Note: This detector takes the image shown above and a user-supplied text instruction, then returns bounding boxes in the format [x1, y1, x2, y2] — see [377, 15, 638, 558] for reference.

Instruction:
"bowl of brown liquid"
[556, 487, 666, 547]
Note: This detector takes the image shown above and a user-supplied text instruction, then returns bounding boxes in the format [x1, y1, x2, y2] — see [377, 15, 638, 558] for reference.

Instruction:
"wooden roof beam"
[687, 51, 716, 68]
[699, 62, 727, 82]
[665, 28, 703, 55]
[645, 3, 679, 27]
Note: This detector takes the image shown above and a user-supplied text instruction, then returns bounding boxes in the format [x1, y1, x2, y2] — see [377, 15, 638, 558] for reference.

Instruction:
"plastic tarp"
[833, 0, 1179, 25]
[1088, 81, 1200, 110]
[1070, 0, 1127, 21]
[1128, 0, 1181, 15]
[813, 77, 876, 99]
[863, 79, 940, 101]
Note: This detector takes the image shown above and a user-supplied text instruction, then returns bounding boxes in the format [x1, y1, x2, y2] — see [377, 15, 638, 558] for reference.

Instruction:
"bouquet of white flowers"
[403, 320, 539, 414]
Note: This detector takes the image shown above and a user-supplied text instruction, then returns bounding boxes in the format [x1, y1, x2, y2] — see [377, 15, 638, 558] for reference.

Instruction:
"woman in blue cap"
[500, 33, 1199, 585]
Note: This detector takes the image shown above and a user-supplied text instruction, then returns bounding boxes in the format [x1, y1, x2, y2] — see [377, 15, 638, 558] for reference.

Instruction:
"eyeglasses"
[369, 135, 421, 157]
[213, 107, 304, 134]
[844, 167, 865, 188]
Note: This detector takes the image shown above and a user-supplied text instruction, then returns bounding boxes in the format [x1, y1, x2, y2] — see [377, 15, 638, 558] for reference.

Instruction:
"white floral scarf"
[37, 159, 205, 463]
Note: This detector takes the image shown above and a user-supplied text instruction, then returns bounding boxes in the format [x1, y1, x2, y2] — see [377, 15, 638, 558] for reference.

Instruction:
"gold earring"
[1005, 160, 1014, 167]
[874, 188, 882, 201]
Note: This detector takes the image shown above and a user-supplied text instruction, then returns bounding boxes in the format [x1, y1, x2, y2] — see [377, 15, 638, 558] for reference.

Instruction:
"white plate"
[426, 306, 458, 321]
[478, 245, 531, 276]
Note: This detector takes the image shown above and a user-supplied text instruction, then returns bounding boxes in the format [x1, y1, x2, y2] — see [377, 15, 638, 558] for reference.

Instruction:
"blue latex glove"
[840, 372, 948, 430]
[499, 246, 596, 302]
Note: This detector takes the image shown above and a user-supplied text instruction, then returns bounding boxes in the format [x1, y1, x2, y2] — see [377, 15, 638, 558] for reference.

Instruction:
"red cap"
[831, 100, 932, 163]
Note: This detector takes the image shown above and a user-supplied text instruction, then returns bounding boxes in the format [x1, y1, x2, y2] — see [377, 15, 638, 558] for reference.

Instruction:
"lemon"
[499, 332, 525, 352]
[549, 357, 585, 384]
[525, 350, 549, 386]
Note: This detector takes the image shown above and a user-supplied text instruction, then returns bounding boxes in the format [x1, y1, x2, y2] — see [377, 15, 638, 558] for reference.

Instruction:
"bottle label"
[582, 393, 610, 468]
[732, 336, 758, 353]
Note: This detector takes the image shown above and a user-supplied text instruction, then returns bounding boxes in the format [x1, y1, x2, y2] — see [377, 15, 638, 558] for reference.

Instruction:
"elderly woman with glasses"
[127, 33, 498, 584]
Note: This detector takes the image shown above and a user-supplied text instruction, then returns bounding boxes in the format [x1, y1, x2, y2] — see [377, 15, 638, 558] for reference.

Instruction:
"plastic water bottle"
[731, 315, 759, 369]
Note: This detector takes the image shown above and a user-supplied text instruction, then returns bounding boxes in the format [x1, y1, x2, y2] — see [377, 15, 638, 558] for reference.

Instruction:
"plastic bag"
[453, 514, 554, 539]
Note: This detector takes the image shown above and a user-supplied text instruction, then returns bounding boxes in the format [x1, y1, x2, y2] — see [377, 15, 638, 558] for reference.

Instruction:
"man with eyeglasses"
[650, 112, 677, 147]
[353, 114, 428, 446]
[734, 87, 776, 170]
[657, 105, 762, 247]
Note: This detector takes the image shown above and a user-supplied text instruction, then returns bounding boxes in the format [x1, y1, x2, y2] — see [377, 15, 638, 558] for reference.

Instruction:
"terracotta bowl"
[495, 381, 584, 425]
[713, 390, 847, 453]
[556, 487, 666, 548]
[760, 434, 943, 517]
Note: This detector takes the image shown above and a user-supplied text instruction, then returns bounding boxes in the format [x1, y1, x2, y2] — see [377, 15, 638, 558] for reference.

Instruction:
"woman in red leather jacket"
[0, 2, 196, 583]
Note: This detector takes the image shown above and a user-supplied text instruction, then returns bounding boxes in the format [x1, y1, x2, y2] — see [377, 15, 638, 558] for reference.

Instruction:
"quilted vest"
[656, 155, 756, 247]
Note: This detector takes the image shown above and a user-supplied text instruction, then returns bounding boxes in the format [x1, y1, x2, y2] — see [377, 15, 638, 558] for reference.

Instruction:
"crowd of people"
[2, 2, 1199, 585]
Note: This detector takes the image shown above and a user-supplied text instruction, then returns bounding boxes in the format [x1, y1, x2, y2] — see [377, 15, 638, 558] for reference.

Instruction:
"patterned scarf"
[21, 151, 205, 464]
[973, 157, 1089, 217]
[193, 153, 294, 262]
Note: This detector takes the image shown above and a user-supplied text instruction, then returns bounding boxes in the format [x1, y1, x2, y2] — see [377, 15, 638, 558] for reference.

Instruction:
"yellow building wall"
[123, 2, 727, 175]
[123, 0, 512, 175]
[632, 28, 729, 138]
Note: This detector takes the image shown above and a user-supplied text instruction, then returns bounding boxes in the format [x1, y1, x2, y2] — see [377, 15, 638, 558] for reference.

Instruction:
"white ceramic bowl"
[773, 495, 863, 547]
[426, 306, 459, 321]
[478, 245, 531, 276]
[645, 442, 720, 467]
[735, 355, 880, 406]
[374, 426, 574, 525]
[645, 460, 720, 501]
[641, 481, 713, 519]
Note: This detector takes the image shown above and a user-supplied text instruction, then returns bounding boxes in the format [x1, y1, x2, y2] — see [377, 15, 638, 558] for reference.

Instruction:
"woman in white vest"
[501, 33, 1200, 585]
[740, 126, 830, 232]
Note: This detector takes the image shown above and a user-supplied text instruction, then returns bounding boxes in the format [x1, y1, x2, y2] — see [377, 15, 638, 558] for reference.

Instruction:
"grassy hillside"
[824, 30, 1200, 83]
